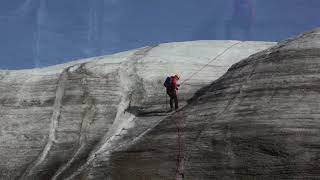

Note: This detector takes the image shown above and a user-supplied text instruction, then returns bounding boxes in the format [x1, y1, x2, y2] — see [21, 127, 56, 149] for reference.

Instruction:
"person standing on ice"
[164, 74, 181, 112]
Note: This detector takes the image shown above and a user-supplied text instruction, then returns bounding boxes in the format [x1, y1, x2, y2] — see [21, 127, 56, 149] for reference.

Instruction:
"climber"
[164, 74, 181, 112]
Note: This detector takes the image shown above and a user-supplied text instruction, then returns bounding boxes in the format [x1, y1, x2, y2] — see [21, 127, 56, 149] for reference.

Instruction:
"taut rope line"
[174, 41, 243, 180]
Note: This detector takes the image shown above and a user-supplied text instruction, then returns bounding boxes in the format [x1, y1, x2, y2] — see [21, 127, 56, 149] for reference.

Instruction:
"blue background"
[0, 0, 319, 69]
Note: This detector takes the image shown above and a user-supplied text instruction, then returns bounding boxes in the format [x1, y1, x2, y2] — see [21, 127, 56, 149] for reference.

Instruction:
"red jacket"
[171, 76, 179, 90]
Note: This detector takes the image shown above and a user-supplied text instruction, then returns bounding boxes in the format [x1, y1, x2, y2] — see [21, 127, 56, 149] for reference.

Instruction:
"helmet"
[174, 74, 180, 80]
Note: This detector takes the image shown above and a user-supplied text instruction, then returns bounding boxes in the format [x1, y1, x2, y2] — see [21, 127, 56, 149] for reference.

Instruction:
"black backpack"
[163, 76, 172, 88]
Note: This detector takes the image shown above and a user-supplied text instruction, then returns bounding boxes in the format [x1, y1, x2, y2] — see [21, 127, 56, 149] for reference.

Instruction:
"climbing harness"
[172, 41, 243, 180]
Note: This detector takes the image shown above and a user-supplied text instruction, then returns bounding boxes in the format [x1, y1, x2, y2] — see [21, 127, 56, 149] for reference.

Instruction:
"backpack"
[163, 76, 172, 88]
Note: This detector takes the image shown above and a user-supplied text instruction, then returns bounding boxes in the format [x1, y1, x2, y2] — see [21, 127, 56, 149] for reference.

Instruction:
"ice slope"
[0, 40, 275, 179]
[104, 29, 320, 180]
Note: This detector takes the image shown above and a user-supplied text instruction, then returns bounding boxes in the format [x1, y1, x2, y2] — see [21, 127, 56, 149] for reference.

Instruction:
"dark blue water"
[0, 0, 319, 69]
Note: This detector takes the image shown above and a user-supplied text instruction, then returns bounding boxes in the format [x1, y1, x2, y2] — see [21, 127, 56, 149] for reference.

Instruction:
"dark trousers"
[167, 88, 178, 110]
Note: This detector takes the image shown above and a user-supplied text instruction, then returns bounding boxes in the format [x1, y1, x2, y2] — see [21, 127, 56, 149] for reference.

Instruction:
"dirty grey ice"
[1, 29, 320, 179]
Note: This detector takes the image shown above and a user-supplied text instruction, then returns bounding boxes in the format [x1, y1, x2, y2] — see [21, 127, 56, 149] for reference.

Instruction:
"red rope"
[175, 112, 184, 180]
[173, 42, 243, 179]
